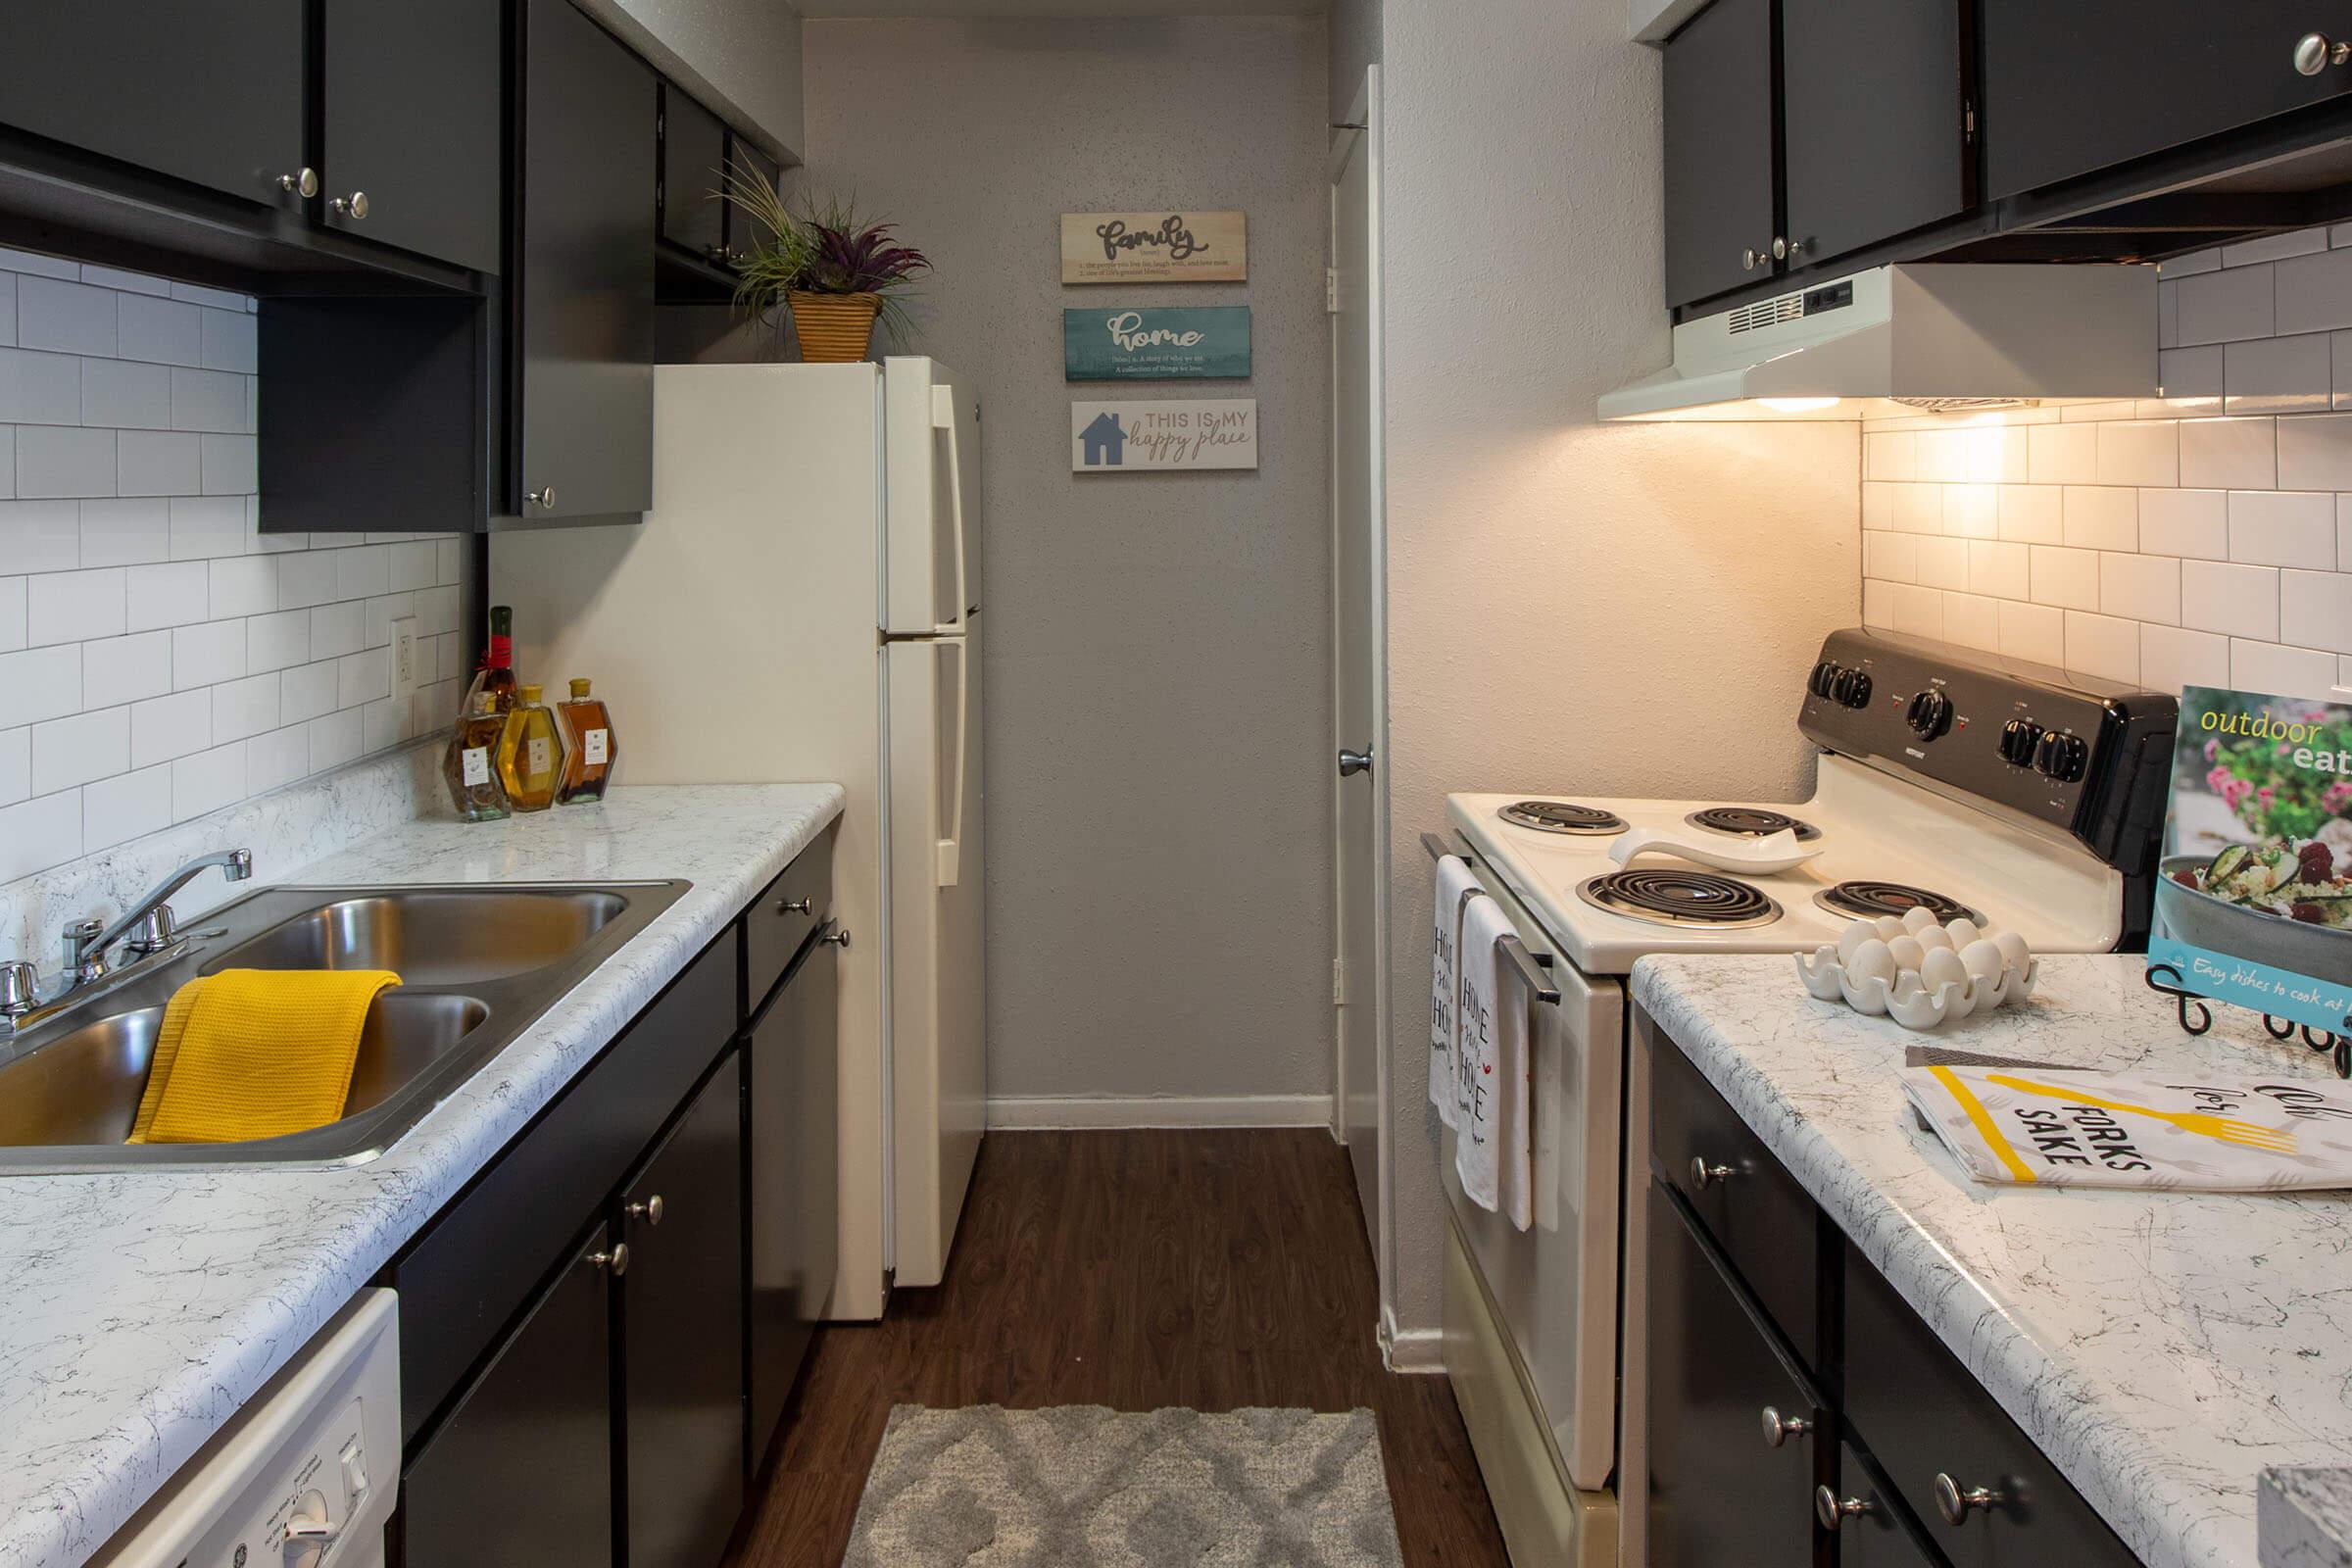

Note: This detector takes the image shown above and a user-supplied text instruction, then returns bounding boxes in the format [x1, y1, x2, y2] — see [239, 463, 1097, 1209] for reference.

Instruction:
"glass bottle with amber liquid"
[496, 684, 567, 812]
[457, 605, 519, 722]
[556, 677, 617, 805]
[445, 691, 512, 822]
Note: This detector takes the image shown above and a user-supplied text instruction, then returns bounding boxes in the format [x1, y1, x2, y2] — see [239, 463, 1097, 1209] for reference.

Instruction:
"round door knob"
[329, 190, 369, 220]
[1934, 1472, 2003, 1524]
[1741, 246, 1762, 270]
[2295, 31, 2352, 73]
[1690, 1155, 1736, 1189]
[1338, 747, 1374, 778]
[625, 1195, 665, 1226]
[277, 167, 319, 198]
[588, 1242, 630, 1276]
[526, 486, 557, 510]
[1760, 1405, 1811, 1448]
[1816, 1486, 1873, 1531]
[822, 927, 853, 949]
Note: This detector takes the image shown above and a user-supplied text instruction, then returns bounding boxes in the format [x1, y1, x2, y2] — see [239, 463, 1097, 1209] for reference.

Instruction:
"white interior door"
[1332, 70, 1390, 1298]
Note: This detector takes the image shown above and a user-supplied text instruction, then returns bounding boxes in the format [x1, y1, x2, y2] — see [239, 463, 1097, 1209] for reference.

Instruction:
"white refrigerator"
[492, 358, 986, 1320]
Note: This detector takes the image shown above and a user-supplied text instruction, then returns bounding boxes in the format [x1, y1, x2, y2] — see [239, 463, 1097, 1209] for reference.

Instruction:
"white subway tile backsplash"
[2163, 248, 2223, 277]
[386, 540, 436, 593]
[2282, 570, 2352, 653]
[128, 689, 208, 768]
[199, 309, 255, 374]
[2340, 496, 2352, 566]
[2275, 245, 2352, 334]
[81, 763, 172, 852]
[277, 550, 339, 612]
[2179, 416, 2276, 489]
[199, 433, 255, 495]
[206, 555, 274, 619]
[435, 538, 464, 585]
[16, 276, 118, 357]
[245, 609, 308, 673]
[1894, 483, 1941, 534]
[1968, 540, 2031, 600]
[2140, 625, 2231, 693]
[26, 566, 124, 647]
[416, 585, 460, 638]
[2094, 421, 2178, 486]
[2230, 490, 2338, 567]
[280, 659, 338, 724]
[171, 618, 243, 690]
[165, 494, 244, 560]
[1998, 600, 2064, 663]
[0, 499, 80, 571]
[2063, 486, 2138, 551]
[81, 629, 172, 709]
[124, 560, 208, 632]
[1887, 582, 1942, 638]
[2226, 332, 2333, 415]
[2159, 345, 2224, 400]
[2030, 545, 2102, 610]
[0, 643, 81, 729]
[335, 646, 389, 709]
[1942, 483, 1998, 538]
[77, 498, 170, 566]
[1940, 591, 2000, 652]
[2181, 560, 2281, 640]
[2099, 553, 2180, 623]
[170, 368, 246, 434]
[29, 707, 127, 794]
[114, 294, 203, 368]
[0, 789, 81, 883]
[0, 727, 25, 807]
[117, 430, 199, 497]
[308, 709, 362, 773]
[171, 282, 248, 313]
[308, 597, 362, 658]
[0, 348, 81, 424]
[0, 577, 22, 653]
[1917, 535, 1969, 590]
[2064, 611, 2141, 682]
[2176, 264, 2276, 346]
[1865, 431, 1916, 480]
[2275, 411, 2352, 489]
[1997, 484, 2063, 544]
[79, 358, 170, 429]
[246, 724, 309, 793]
[333, 544, 388, 601]
[171, 741, 245, 823]
[2231, 638, 2342, 701]
[363, 592, 413, 649]
[209, 670, 279, 744]
[17, 425, 117, 498]
[2136, 488, 2230, 560]
[2226, 230, 2328, 268]
[0, 273, 14, 347]
[2029, 422, 2097, 484]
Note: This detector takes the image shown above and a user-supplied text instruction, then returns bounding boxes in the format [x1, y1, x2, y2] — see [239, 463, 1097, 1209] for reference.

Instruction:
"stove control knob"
[2034, 729, 2088, 782]
[1834, 669, 1873, 709]
[1998, 718, 2044, 766]
[1810, 661, 1842, 700]
[1905, 688, 1953, 740]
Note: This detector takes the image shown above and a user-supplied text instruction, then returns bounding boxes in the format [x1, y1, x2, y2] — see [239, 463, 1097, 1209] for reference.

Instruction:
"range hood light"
[1757, 397, 1840, 414]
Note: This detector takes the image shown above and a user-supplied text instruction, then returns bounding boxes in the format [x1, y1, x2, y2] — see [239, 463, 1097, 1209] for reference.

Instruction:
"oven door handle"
[1421, 831, 1455, 862]
[1497, 935, 1561, 1006]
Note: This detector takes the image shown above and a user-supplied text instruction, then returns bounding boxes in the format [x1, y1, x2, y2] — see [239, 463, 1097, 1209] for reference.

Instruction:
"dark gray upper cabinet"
[660, 84, 729, 262]
[0, 1, 307, 211]
[514, 0, 656, 520]
[321, 0, 502, 273]
[1662, 0, 1777, 310]
[1984, 0, 2352, 200]
[1783, 0, 1969, 270]
[724, 133, 783, 266]
[621, 1053, 745, 1568]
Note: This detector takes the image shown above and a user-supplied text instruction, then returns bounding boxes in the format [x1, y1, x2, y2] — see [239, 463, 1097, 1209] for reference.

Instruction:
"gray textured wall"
[581, 0, 806, 160]
[801, 16, 1336, 1112]
[1327, 0, 1380, 119]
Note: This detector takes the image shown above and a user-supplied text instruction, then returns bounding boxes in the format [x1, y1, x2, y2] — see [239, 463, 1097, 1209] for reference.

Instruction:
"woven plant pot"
[790, 291, 881, 363]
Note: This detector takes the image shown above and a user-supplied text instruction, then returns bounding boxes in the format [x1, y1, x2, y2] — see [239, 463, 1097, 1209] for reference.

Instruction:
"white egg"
[1914, 924, 1955, 953]
[1847, 939, 1896, 985]
[1888, 935, 1926, 972]
[1838, 921, 1878, 964]
[1945, 917, 1982, 949]
[1921, 947, 1969, 991]
[1960, 938, 2007, 983]
[1993, 930, 2032, 972]
[1902, 906, 1938, 935]
[1875, 916, 1907, 942]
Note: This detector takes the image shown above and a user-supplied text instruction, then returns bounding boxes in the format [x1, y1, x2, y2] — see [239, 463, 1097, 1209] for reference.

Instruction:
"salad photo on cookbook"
[2150, 686, 2352, 1036]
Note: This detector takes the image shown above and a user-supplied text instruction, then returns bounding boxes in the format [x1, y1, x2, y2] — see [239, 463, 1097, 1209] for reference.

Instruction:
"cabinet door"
[1783, 0, 1967, 269]
[1827, 1442, 1943, 1567]
[621, 1053, 745, 1568]
[1662, 0, 1778, 309]
[1646, 1186, 1819, 1568]
[661, 85, 729, 261]
[402, 1225, 616, 1567]
[1984, 0, 2352, 199]
[0, 2, 306, 210]
[321, 0, 502, 272]
[746, 933, 839, 1466]
[515, 0, 656, 519]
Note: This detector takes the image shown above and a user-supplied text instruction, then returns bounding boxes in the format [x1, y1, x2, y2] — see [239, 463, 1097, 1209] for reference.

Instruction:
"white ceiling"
[797, 0, 1324, 16]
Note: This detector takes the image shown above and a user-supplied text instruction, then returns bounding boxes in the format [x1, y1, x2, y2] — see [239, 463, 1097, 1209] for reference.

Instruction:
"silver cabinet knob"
[329, 190, 369, 220]
[1338, 747, 1374, 778]
[2295, 30, 2352, 73]
[1815, 1487, 1873, 1531]
[821, 926, 853, 949]
[625, 1195, 665, 1227]
[1690, 1155, 1737, 1189]
[1741, 246, 1763, 270]
[1934, 1472, 2003, 1524]
[277, 167, 319, 198]
[778, 898, 812, 915]
[525, 487, 557, 510]
[587, 1242, 630, 1275]
[1760, 1406, 1811, 1448]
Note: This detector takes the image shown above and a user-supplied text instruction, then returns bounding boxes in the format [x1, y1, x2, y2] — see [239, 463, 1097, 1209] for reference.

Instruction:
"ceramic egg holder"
[1794, 907, 2038, 1031]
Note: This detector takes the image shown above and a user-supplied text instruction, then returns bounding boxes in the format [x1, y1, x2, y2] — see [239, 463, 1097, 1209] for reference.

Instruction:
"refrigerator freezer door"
[885, 626, 986, 1287]
[884, 357, 983, 636]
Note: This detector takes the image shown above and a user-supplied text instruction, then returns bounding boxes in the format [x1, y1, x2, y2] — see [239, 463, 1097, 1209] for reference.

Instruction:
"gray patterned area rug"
[842, 1404, 1407, 1567]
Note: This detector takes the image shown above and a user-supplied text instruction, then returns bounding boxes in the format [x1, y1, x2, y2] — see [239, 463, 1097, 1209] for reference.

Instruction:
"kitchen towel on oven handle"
[1431, 855, 1483, 1130]
[1455, 895, 1534, 1229]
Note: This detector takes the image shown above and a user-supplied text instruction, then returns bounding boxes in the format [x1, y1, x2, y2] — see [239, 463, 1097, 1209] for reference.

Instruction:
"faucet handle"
[122, 905, 178, 957]
[0, 961, 35, 1020]
[61, 918, 106, 982]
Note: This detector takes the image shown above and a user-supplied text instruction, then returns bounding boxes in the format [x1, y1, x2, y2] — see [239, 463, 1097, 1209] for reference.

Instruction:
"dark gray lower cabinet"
[402, 1225, 617, 1567]
[746, 930, 841, 1468]
[621, 1052, 746, 1568]
[1645, 1186, 1821, 1568]
[1825, 1441, 1941, 1567]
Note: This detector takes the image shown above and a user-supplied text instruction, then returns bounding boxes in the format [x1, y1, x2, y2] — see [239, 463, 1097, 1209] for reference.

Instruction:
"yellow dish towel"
[128, 968, 399, 1145]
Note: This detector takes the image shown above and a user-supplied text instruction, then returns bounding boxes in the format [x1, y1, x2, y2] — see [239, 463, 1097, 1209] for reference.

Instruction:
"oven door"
[1443, 850, 1625, 1492]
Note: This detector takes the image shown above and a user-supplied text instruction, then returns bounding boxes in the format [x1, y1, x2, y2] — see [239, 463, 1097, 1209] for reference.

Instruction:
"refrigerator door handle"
[931, 385, 969, 637]
[936, 639, 969, 888]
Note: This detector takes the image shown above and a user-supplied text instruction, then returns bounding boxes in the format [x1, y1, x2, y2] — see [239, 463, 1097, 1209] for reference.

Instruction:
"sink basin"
[0, 994, 490, 1149]
[204, 890, 629, 986]
[0, 878, 689, 1173]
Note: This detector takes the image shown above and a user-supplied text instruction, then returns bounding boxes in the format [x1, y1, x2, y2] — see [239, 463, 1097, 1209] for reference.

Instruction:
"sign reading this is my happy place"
[1060, 212, 1247, 283]
[1063, 306, 1250, 380]
[1071, 400, 1258, 472]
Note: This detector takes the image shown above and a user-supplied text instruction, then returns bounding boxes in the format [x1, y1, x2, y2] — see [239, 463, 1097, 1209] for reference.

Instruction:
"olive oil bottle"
[445, 691, 512, 821]
[556, 677, 617, 805]
[496, 683, 567, 812]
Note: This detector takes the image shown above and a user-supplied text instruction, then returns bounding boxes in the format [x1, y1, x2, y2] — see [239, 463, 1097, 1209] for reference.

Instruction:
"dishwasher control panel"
[91, 1291, 399, 1568]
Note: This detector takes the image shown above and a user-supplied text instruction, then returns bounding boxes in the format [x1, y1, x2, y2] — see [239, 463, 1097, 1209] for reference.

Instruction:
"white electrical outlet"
[390, 616, 419, 711]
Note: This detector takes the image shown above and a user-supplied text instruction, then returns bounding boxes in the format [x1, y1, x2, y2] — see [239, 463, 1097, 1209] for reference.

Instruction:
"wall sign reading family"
[1071, 400, 1258, 471]
[1060, 211, 1247, 283]
[1064, 306, 1250, 380]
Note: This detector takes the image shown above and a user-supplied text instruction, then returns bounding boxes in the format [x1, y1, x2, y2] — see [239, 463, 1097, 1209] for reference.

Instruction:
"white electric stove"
[1427, 627, 2180, 1568]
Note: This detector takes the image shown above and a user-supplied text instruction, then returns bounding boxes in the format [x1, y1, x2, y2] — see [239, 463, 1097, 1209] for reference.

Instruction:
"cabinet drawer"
[744, 829, 834, 1013]
[1651, 1040, 1819, 1356]
[392, 932, 734, 1444]
[1842, 1242, 2140, 1568]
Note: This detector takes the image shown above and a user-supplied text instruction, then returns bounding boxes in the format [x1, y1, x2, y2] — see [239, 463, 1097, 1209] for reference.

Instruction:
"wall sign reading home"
[1064, 306, 1251, 380]
[1060, 211, 1248, 283]
[1071, 400, 1259, 472]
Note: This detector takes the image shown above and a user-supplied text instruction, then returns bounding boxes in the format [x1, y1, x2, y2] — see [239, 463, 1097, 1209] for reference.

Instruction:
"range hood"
[1599, 264, 2158, 421]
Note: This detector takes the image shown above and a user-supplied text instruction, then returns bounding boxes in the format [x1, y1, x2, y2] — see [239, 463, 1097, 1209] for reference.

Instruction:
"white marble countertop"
[0, 783, 844, 1568]
[1632, 953, 2352, 1568]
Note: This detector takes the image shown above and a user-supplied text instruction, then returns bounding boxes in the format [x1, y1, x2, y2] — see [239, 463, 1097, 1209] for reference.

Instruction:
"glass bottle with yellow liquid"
[445, 691, 512, 822]
[495, 684, 567, 812]
[556, 677, 617, 805]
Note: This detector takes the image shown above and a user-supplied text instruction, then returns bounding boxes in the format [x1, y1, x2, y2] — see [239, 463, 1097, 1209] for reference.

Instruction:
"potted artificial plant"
[722, 171, 930, 363]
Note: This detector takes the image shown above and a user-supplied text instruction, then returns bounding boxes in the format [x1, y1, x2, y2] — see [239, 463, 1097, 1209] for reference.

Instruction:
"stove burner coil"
[1577, 869, 1783, 929]
[1499, 801, 1629, 837]
[1686, 808, 1822, 842]
[1815, 881, 1983, 925]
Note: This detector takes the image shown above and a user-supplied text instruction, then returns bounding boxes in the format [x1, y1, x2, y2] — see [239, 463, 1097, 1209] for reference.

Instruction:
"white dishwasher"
[94, 1290, 400, 1568]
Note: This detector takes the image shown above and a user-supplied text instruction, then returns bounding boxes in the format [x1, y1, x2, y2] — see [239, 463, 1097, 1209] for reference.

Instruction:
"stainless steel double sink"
[0, 880, 689, 1174]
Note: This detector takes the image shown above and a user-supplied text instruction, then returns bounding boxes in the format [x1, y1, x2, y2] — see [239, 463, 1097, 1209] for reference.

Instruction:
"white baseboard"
[1381, 1305, 1446, 1373]
[986, 1094, 1335, 1130]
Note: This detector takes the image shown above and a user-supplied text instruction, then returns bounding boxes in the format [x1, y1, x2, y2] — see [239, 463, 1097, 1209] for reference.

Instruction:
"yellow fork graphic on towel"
[1983, 1074, 2297, 1154]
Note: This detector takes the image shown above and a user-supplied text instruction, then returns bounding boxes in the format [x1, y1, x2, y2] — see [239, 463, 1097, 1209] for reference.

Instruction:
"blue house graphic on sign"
[1080, 411, 1126, 466]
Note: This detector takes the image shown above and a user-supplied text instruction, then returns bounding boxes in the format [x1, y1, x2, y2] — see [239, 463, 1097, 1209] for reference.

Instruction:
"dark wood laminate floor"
[727, 1128, 1508, 1568]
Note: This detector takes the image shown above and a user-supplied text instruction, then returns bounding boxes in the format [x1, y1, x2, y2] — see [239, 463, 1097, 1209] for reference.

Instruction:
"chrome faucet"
[0, 850, 254, 1035]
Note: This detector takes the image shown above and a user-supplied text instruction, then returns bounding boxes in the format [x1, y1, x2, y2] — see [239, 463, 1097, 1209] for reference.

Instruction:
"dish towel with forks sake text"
[1430, 855, 1483, 1130]
[1901, 1065, 2352, 1190]
[1455, 895, 1535, 1228]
